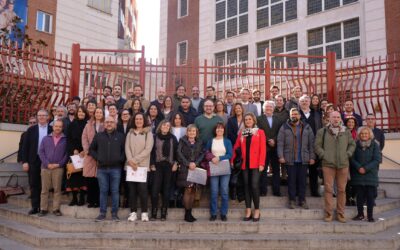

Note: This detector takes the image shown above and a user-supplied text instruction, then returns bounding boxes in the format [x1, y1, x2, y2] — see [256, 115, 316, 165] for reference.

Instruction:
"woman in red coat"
[231, 113, 266, 222]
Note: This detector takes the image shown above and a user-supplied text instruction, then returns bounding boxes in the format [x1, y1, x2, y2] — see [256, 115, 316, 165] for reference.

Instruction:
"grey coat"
[277, 121, 316, 165]
[241, 102, 259, 116]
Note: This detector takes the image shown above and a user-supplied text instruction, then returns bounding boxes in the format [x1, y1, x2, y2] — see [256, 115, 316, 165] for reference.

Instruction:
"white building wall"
[55, 0, 119, 55]
[158, 0, 168, 59]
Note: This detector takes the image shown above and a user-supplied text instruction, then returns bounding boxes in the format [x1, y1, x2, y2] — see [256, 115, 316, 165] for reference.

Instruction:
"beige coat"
[123, 97, 150, 111]
[125, 127, 154, 170]
[81, 120, 104, 177]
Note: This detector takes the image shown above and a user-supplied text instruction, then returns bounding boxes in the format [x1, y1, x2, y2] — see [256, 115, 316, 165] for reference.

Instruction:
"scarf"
[157, 132, 172, 158]
[242, 127, 258, 137]
[359, 139, 372, 149]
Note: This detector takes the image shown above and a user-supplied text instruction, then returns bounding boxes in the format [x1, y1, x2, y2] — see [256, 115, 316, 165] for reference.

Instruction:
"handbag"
[0, 174, 25, 196]
[66, 161, 82, 179]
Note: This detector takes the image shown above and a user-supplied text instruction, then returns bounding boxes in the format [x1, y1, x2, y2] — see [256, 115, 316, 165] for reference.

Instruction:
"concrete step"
[0, 216, 399, 250]
[0, 234, 34, 250]
[0, 203, 400, 235]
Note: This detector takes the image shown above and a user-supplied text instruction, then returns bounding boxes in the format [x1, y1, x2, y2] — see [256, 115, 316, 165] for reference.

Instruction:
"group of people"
[18, 83, 385, 224]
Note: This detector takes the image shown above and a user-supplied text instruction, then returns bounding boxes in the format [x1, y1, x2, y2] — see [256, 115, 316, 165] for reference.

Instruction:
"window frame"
[178, 0, 189, 19]
[307, 0, 359, 16]
[87, 0, 112, 14]
[176, 40, 188, 66]
[215, 0, 248, 41]
[214, 46, 249, 81]
[36, 11, 53, 34]
[256, 0, 297, 30]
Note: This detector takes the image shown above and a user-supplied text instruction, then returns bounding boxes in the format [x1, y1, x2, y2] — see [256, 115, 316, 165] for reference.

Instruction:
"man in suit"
[239, 88, 258, 116]
[22, 109, 52, 215]
[341, 100, 363, 127]
[252, 89, 264, 116]
[224, 91, 235, 115]
[257, 101, 285, 196]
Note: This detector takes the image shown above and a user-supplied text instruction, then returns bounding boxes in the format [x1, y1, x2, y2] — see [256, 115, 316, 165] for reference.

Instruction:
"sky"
[137, 0, 160, 60]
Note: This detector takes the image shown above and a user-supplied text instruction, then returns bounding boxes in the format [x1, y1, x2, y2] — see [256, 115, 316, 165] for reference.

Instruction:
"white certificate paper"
[187, 167, 207, 185]
[70, 155, 84, 169]
[209, 160, 231, 176]
[126, 166, 147, 183]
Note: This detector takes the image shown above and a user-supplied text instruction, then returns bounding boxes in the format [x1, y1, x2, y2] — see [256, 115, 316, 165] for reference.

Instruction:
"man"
[90, 116, 126, 222]
[191, 86, 203, 112]
[299, 95, 323, 197]
[257, 101, 285, 196]
[277, 108, 315, 209]
[71, 96, 81, 107]
[104, 96, 116, 118]
[124, 84, 150, 111]
[285, 86, 302, 111]
[224, 91, 235, 115]
[198, 86, 218, 114]
[270, 85, 280, 100]
[173, 84, 186, 110]
[18, 116, 37, 163]
[239, 88, 258, 116]
[126, 88, 134, 100]
[107, 104, 119, 122]
[274, 94, 289, 123]
[113, 84, 126, 112]
[178, 96, 199, 125]
[194, 99, 223, 145]
[22, 109, 52, 215]
[52, 105, 68, 126]
[101, 86, 113, 107]
[38, 120, 68, 217]
[365, 113, 385, 151]
[62, 103, 77, 135]
[315, 111, 356, 223]
[252, 89, 264, 116]
[151, 87, 166, 111]
[341, 100, 363, 127]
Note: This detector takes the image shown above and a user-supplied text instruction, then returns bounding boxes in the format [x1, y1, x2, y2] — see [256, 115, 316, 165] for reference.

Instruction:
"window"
[177, 41, 188, 65]
[88, 0, 112, 14]
[214, 46, 248, 81]
[308, 0, 358, 15]
[307, 18, 360, 63]
[257, 0, 297, 30]
[36, 11, 52, 33]
[178, 0, 188, 18]
[256, 34, 298, 71]
[215, 0, 248, 41]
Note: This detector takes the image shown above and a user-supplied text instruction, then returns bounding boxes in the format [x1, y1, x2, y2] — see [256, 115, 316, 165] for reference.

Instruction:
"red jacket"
[231, 129, 267, 170]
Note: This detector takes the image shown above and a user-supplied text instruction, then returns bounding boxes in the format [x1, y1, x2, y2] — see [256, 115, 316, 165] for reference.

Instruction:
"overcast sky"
[137, 0, 160, 60]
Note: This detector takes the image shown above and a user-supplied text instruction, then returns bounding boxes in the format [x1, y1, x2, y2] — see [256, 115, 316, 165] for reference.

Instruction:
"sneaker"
[288, 200, 296, 209]
[127, 212, 137, 222]
[337, 214, 346, 223]
[299, 202, 309, 210]
[324, 214, 333, 222]
[112, 214, 120, 222]
[209, 215, 217, 221]
[220, 215, 227, 221]
[95, 214, 106, 222]
[141, 212, 149, 222]
[368, 217, 375, 222]
[53, 210, 62, 216]
[352, 214, 365, 221]
[37, 210, 48, 217]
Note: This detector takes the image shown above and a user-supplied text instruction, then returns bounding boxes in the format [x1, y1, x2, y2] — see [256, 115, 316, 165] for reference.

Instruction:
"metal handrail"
[0, 151, 18, 164]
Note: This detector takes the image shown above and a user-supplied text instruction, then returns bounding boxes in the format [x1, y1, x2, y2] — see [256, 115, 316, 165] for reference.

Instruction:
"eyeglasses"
[122, 113, 130, 116]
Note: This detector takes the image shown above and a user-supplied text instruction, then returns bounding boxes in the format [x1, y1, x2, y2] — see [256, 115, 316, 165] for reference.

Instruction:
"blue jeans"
[286, 163, 308, 203]
[97, 167, 121, 215]
[210, 174, 230, 216]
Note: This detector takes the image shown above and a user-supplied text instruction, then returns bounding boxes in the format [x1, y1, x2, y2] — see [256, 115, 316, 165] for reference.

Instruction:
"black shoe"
[28, 208, 39, 215]
[243, 215, 252, 221]
[273, 192, 281, 197]
[161, 208, 167, 221]
[253, 214, 261, 222]
[69, 199, 77, 206]
[368, 217, 375, 222]
[184, 209, 196, 223]
[95, 214, 106, 222]
[38, 210, 48, 217]
[260, 192, 267, 197]
[87, 203, 94, 208]
[311, 193, 321, 197]
[169, 200, 176, 208]
[209, 215, 217, 221]
[221, 215, 227, 221]
[112, 214, 120, 222]
[150, 208, 158, 221]
[352, 214, 365, 221]
[77, 193, 85, 206]
[93, 203, 99, 208]
[53, 210, 62, 216]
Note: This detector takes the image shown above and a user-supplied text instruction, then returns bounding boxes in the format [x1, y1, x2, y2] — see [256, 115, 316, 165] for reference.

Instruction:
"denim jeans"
[210, 174, 230, 216]
[286, 163, 308, 203]
[97, 167, 121, 215]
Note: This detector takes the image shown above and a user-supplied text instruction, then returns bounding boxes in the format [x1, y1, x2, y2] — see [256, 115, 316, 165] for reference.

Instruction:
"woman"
[345, 116, 358, 140]
[162, 96, 174, 121]
[117, 109, 131, 135]
[130, 97, 144, 115]
[227, 103, 244, 146]
[125, 112, 154, 222]
[82, 107, 104, 208]
[206, 122, 232, 221]
[345, 116, 358, 206]
[351, 126, 381, 222]
[231, 113, 266, 222]
[146, 104, 165, 134]
[170, 112, 187, 141]
[215, 100, 228, 125]
[310, 94, 321, 112]
[81, 97, 90, 107]
[176, 124, 205, 222]
[86, 100, 97, 118]
[67, 106, 89, 206]
[150, 120, 178, 221]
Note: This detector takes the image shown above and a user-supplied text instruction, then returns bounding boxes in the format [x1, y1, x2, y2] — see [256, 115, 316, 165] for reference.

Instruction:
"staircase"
[0, 189, 400, 250]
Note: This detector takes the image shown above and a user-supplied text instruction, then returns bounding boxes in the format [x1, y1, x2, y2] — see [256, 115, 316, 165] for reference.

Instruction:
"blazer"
[257, 114, 284, 151]
[227, 116, 243, 146]
[241, 102, 259, 116]
[21, 124, 52, 164]
[253, 101, 264, 116]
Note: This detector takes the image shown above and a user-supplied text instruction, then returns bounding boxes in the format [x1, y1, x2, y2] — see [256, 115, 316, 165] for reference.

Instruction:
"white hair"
[263, 100, 276, 110]
[299, 95, 310, 102]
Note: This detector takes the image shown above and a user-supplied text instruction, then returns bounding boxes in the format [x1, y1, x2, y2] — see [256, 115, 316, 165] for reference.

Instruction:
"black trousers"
[243, 168, 260, 209]
[86, 177, 99, 205]
[309, 161, 319, 195]
[28, 157, 41, 209]
[286, 163, 307, 202]
[355, 185, 376, 218]
[128, 181, 148, 212]
[260, 150, 280, 195]
[151, 161, 173, 209]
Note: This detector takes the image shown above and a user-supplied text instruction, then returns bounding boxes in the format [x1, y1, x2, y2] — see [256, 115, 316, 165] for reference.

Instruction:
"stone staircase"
[0, 190, 400, 250]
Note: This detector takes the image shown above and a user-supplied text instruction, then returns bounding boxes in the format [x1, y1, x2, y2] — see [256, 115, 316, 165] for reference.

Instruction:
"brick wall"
[385, 0, 400, 55]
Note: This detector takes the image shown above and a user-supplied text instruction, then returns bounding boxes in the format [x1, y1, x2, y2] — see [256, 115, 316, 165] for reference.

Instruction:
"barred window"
[216, 0, 248, 41]
[324, 0, 340, 10]
[214, 46, 249, 80]
[325, 23, 341, 43]
[308, 0, 359, 15]
[308, 28, 323, 47]
[257, 0, 297, 30]
[177, 41, 188, 65]
[178, 0, 188, 18]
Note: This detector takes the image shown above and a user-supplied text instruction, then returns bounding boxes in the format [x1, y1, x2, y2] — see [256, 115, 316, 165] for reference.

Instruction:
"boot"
[161, 207, 167, 221]
[69, 192, 78, 206]
[77, 191, 85, 206]
[150, 208, 158, 221]
[184, 209, 195, 222]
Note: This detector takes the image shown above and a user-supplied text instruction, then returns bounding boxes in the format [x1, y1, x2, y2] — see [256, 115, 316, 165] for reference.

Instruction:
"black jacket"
[300, 109, 323, 135]
[21, 124, 53, 164]
[67, 119, 87, 155]
[227, 116, 241, 146]
[150, 133, 178, 165]
[115, 97, 127, 113]
[178, 106, 199, 125]
[372, 127, 385, 151]
[89, 130, 126, 168]
[257, 114, 284, 151]
[17, 131, 27, 163]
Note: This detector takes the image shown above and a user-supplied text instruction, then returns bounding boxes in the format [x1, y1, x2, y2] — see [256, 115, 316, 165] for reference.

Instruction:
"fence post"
[265, 48, 271, 100]
[70, 43, 81, 99]
[327, 51, 337, 105]
[203, 59, 208, 97]
[140, 45, 146, 89]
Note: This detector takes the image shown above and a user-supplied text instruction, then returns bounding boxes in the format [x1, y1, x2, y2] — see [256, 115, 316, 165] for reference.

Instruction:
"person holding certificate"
[231, 113, 266, 222]
[125, 113, 154, 222]
[176, 124, 205, 222]
[206, 122, 232, 221]
[149, 120, 178, 221]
